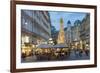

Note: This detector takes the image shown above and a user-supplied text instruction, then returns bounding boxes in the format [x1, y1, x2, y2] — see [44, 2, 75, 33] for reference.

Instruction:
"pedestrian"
[79, 49, 82, 57]
[75, 49, 79, 57]
[85, 49, 89, 56]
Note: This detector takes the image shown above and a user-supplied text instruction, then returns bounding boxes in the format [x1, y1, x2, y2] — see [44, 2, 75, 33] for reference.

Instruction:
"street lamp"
[25, 22, 28, 25]
[48, 38, 54, 45]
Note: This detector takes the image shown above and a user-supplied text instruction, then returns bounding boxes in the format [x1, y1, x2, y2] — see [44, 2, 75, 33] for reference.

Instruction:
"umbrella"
[53, 43, 68, 48]
[37, 44, 53, 48]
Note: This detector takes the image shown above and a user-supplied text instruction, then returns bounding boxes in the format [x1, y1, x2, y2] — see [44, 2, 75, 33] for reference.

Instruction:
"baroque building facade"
[80, 13, 90, 50]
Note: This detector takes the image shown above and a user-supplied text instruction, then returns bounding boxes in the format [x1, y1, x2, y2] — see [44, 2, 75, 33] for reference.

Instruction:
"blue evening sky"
[49, 11, 87, 30]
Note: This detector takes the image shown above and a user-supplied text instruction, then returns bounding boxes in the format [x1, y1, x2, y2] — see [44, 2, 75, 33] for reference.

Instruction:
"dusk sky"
[49, 11, 87, 30]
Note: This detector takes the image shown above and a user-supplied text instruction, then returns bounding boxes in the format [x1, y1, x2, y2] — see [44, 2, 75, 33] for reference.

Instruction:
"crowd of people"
[22, 47, 90, 62]
[73, 48, 90, 58]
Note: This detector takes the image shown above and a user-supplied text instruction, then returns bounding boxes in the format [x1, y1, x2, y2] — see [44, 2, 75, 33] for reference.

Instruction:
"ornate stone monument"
[57, 18, 65, 44]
